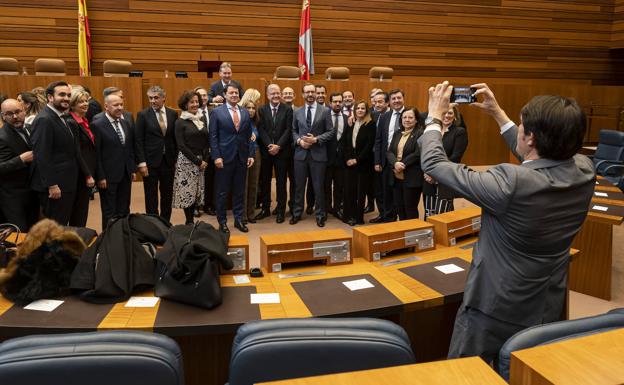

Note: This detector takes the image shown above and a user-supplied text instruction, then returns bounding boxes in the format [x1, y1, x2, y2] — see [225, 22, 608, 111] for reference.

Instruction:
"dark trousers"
[260, 155, 288, 214]
[2, 191, 39, 231]
[381, 164, 397, 221]
[344, 167, 367, 223]
[203, 161, 215, 210]
[305, 176, 315, 209]
[99, 174, 132, 230]
[448, 305, 526, 364]
[215, 159, 247, 224]
[373, 170, 384, 215]
[324, 162, 345, 213]
[39, 190, 76, 226]
[293, 158, 326, 219]
[392, 179, 421, 220]
[143, 162, 174, 222]
[365, 168, 375, 209]
[69, 179, 91, 227]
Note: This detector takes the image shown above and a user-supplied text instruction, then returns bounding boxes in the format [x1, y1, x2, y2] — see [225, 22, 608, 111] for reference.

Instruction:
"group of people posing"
[0, 62, 468, 234]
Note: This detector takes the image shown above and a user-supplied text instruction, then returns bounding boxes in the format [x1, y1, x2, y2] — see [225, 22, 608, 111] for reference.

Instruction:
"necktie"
[346, 107, 352, 117]
[272, 107, 277, 118]
[157, 109, 166, 135]
[334, 113, 342, 141]
[60, 114, 74, 137]
[394, 111, 401, 130]
[113, 120, 125, 145]
[201, 109, 208, 124]
[15, 127, 29, 144]
[306, 106, 312, 129]
[232, 107, 240, 131]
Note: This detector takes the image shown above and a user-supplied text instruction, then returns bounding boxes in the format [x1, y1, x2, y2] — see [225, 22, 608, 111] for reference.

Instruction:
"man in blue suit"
[290, 83, 335, 227]
[210, 84, 255, 233]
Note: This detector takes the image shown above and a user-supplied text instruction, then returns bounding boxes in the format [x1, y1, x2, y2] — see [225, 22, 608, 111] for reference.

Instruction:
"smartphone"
[451, 87, 477, 104]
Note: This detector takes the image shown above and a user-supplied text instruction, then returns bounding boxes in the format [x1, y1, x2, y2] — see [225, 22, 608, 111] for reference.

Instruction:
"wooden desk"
[259, 357, 507, 385]
[510, 328, 624, 385]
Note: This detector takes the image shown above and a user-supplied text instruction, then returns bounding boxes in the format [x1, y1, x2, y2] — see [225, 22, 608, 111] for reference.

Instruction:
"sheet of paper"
[125, 296, 160, 308]
[233, 274, 251, 284]
[434, 264, 465, 275]
[594, 192, 608, 197]
[592, 205, 609, 212]
[24, 299, 64, 312]
[342, 278, 374, 291]
[250, 293, 280, 304]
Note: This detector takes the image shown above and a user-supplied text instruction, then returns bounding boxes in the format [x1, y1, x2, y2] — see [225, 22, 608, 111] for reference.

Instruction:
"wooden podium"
[352, 219, 435, 261]
[426, 207, 482, 246]
[260, 229, 352, 273]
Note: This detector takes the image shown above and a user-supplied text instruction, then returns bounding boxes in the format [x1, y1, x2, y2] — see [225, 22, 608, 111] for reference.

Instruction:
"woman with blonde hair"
[238, 88, 261, 108]
[341, 100, 376, 226]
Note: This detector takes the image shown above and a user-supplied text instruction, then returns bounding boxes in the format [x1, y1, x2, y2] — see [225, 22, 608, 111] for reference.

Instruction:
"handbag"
[154, 222, 233, 309]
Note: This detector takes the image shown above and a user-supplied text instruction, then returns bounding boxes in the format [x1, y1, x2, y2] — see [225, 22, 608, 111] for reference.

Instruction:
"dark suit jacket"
[93, 110, 135, 131]
[374, 110, 396, 167]
[175, 118, 210, 165]
[342, 120, 376, 171]
[30, 106, 80, 193]
[209, 104, 255, 164]
[419, 125, 595, 326]
[207, 80, 244, 104]
[135, 106, 178, 168]
[327, 112, 349, 167]
[292, 103, 335, 162]
[0, 122, 31, 193]
[257, 103, 293, 159]
[92, 116, 137, 184]
[66, 115, 97, 179]
[387, 129, 424, 188]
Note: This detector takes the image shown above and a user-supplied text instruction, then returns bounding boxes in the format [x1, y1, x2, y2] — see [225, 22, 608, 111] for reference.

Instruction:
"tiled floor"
[84, 181, 624, 320]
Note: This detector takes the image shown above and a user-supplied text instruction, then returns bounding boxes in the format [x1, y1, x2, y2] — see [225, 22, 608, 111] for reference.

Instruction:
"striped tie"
[112, 120, 125, 145]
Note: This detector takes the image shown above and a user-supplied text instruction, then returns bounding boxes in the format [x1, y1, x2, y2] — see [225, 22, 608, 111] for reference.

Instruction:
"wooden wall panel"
[0, 0, 622, 83]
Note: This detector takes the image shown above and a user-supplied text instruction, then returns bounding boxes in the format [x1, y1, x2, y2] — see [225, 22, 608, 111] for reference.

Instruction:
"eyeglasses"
[2, 109, 24, 117]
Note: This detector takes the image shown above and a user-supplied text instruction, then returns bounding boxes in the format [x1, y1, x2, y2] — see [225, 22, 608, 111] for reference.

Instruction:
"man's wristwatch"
[424, 116, 443, 127]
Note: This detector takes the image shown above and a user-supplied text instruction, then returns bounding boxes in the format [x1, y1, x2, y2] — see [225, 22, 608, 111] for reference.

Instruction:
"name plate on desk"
[427, 207, 482, 246]
[353, 219, 435, 261]
[223, 235, 249, 275]
[260, 230, 352, 273]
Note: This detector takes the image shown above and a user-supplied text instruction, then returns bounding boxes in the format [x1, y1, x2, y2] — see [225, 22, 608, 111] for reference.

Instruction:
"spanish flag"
[298, 0, 314, 80]
[78, 0, 91, 76]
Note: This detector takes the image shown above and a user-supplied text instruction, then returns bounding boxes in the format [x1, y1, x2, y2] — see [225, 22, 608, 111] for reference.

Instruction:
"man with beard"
[30, 81, 80, 225]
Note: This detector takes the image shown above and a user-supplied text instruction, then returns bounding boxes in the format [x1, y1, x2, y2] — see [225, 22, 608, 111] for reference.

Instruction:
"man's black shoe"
[234, 220, 249, 233]
[369, 216, 384, 223]
[219, 223, 230, 233]
[254, 210, 271, 220]
[276, 213, 285, 223]
[316, 217, 326, 227]
[347, 218, 357, 226]
[289, 216, 301, 225]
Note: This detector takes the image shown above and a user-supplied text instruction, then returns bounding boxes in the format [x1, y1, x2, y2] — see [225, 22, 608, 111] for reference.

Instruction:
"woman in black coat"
[342, 100, 376, 226]
[422, 106, 468, 218]
[387, 107, 424, 220]
[67, 88, 97, 227]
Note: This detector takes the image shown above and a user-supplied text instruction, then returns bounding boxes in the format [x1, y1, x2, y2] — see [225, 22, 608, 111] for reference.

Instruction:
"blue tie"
[306, 106, 312, 129]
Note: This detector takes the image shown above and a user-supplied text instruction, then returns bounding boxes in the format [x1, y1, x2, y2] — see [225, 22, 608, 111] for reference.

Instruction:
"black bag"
[154, 221, 233, 309]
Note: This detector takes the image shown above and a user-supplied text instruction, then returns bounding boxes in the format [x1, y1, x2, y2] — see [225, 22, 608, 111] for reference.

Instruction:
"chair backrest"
[369, 66, 393, 81]
[498, 308, 624, 381]
[228, 317, 415, 385]
[594, 129, 624, 162]
[0, 57, 19, 75]
[103, 60, 133, 77]
[34, 58, 66, 76]
[274, 66, 301, 80]
[325, 66, 350, 80]
[0, 330, 184, 385]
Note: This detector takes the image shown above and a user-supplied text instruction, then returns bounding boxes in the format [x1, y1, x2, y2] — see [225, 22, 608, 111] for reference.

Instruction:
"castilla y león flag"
[298, 0, 314, 80]
[78, 0, 92, 76]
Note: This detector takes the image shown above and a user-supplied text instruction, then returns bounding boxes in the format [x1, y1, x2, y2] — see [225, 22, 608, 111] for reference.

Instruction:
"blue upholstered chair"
[498, 308, 624, 381]
[592, 129, 624, 190]
[228, 317, 415, 385]
[0, 330, 184, 385]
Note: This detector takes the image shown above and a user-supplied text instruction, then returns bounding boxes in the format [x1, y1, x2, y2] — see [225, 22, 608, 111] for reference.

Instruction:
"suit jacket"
[257, 103, 293, 159]
[93, 110, 135, 131]
[327, 112, 349, 167]
[209, 103, 255, 164]
[292, 103, 335, 162]
[30, 105, 80, 193]
[419, 125, 595, 326]
[374, 109, 397, 167]
[387, 128, 424, 188]
[0, 122, 31, 193]
[135, 106, 178, 168]
[207, 80, 244, 103]
[67, 115, 97, 179]
[92, 116, 137, 184]
[341, 119, 375, 170]
[175, 118, 210, 165]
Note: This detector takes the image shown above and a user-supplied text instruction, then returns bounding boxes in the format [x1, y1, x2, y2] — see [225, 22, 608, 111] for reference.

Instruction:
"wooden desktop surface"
[258, 357, 507, 385]
[510, 328, 624, 385]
